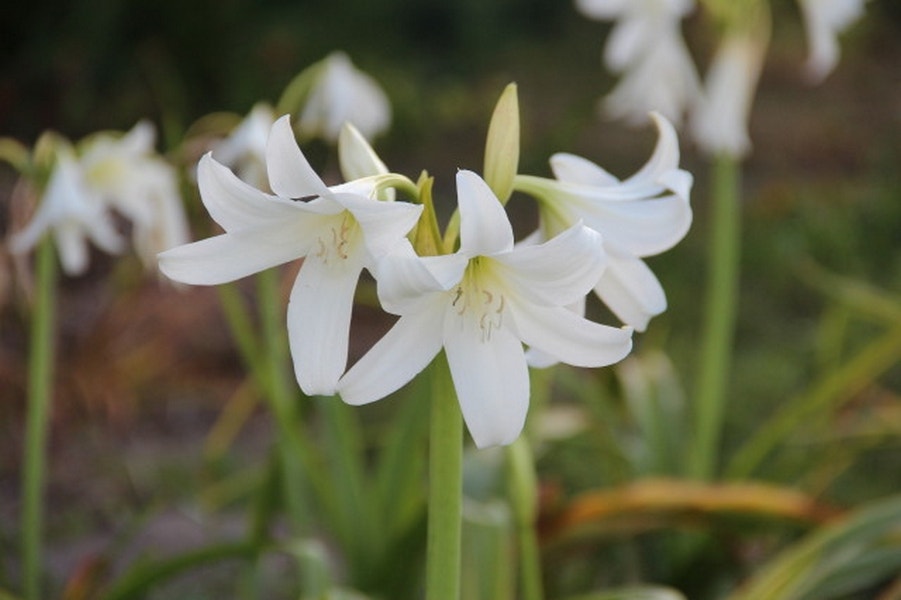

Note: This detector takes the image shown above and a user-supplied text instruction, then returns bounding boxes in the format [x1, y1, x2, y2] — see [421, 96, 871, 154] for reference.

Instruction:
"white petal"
[456, 170, 514, 257]
[53, 224, 90, 275]
[550, 153, 620, 186]
[514, 303, 632, 368]
[624, 112, 683, 186]
[338, 122, 389, 181]
[496, 223, 605, 307]
[157, 220, 312, 285]
[604, 15, 652, 71]
[690, 32, 765, 158]
[525, 296, 586, 369]
[594, 253, 666, 331]
[333, 193, 422, 259]
[374, 241, 460, 314]
[580, 194, 692, 257]
[287, 251, 366, 396]
[574, 0, 628, 20]
[197, 154, 300, 231]
[266, 115, 330, 199]
[444, 312, 529, 448]
[338, 300, 445, 405]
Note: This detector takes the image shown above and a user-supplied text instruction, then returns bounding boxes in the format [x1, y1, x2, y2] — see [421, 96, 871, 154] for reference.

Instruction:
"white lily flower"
[798, 0, 866, 83]
[79, 121, 190, 269]
[338, 170, 632, 448]
[158, 115, 422, 396]
[689, 30, 766, 158]
[514, 113, 692, 332]
[576, 0, 699, 126]
[9, 150, 124, 275]
[212, 102, 276, 188]
[299, 52, 391, 143]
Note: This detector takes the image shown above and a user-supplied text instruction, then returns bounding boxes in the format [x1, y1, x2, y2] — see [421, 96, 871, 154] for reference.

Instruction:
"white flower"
[689, 30, 766, 158]
[158, 115, 421, 396]
[338, 170, 632, 448]
[212, 102, 276, 188]
[601, 30, 700, 126]
[9, 149, 124, 275]
[299, 52, 391, 143]
[577, 0, 699, 126]
[514, 113, 692, 332]
[798, 0, 866, 83]
[79, 121, 189, 269]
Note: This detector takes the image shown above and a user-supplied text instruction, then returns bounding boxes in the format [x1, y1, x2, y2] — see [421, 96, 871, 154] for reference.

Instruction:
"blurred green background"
[1, 0, 900, 597]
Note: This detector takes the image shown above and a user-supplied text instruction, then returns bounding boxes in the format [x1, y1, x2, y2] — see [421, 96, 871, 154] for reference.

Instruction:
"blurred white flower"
[79, 121, 189, 269]
[158, 116, 421, 396]
[338, 170, 632, 448]
[9, 149, 124, 275]
[212, 102, 276, 188]
[798, 0, 867, 83]
[689, 30, 767, 158]
[514, 113, 692, 332]
[576, 0, 699, 126]
[299, 52, 391, 143]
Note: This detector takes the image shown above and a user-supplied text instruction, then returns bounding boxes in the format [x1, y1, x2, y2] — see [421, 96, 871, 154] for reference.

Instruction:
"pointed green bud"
[483, 83, 520, 205]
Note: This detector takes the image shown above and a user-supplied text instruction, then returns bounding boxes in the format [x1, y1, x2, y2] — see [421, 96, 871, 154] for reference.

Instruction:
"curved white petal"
[594, 253, 666, 331]
[266, 115, 330, 199]
[514, 303, 633, 368]
[374, 242, 459, 314]
[579, 194, 692, 257]
[624, 112, 683, 186]
[287, 251, 366, 396]
[338, 300, 445, 405]
[197, 154, 300, 231]
[456, 170, 514, 257]
[550, 153, 620, 186]
[525, 296, 586, 369]
[496, 223, 605, 307]
[157, 221, 312, 285]
[444, 312, 529, 448]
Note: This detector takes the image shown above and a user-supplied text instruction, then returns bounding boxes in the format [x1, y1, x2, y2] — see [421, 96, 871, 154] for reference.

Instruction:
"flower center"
[314, 212, 358, 266]
[451, 257, 507, 343]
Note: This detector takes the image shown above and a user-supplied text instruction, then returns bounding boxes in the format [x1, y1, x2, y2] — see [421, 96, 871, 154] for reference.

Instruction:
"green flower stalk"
[20, 236, 58, 600]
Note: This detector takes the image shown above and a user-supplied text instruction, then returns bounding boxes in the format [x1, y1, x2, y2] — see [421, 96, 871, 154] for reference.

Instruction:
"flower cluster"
[159, 85, 693, 448]
[9, 122, 188, 275]
[576, 0, 868, 157]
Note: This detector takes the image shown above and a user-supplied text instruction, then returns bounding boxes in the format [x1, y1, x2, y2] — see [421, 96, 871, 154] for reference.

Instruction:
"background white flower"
[79, 121, 189, 269]
[9, 150, 124, 275]
[689, 30, 767, 158]
[299, 51, 392, 143]
[212, 102, 276, 188]
[576, 0, 699, 126]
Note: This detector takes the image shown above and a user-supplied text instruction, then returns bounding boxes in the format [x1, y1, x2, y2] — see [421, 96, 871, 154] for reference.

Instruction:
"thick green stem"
[689, 154, 741, 480]
[21, 237, 57, 600]
[507, 438, 543, 600]
[426, 353, 463, 600]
